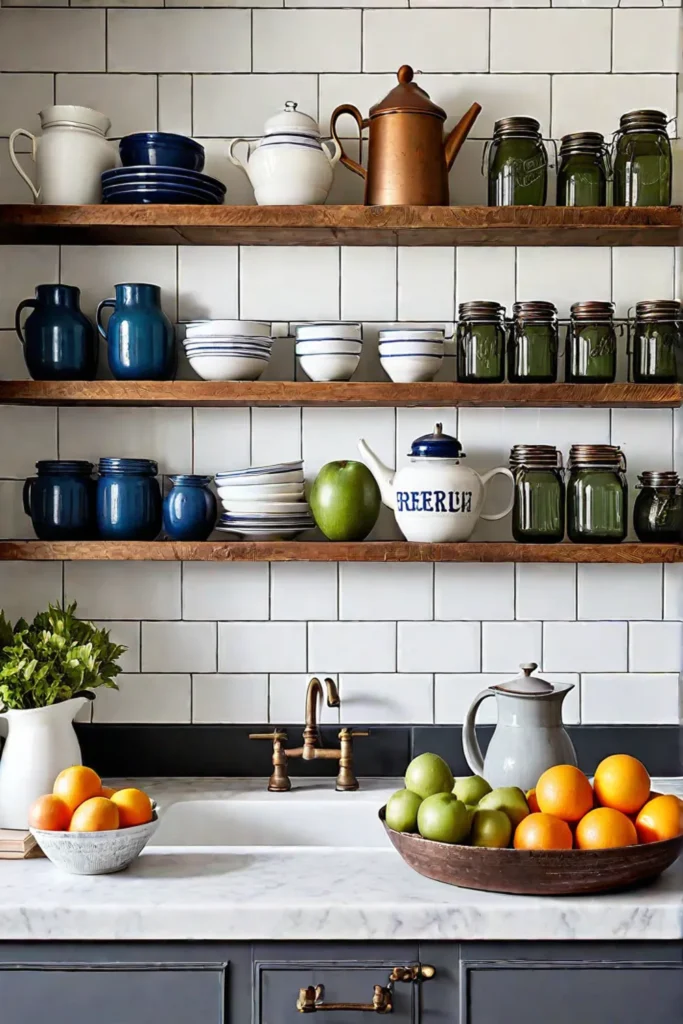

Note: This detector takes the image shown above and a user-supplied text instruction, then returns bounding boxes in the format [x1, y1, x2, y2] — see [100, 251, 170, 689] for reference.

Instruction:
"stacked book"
[0, 829, 42, 859]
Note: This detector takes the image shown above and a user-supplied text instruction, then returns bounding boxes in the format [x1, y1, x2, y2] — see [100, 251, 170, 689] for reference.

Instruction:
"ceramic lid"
[409, 423, 465, 459]
[264, 101, 320, 137]
[494, 663, 555, 695]
[369, 66, 446, 121]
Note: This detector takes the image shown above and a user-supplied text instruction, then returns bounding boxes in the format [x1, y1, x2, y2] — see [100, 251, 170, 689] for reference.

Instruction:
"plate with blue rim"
[103, 166, 225, 194]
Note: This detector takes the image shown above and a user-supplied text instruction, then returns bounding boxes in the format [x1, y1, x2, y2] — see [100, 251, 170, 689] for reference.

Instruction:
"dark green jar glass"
[556, 132, 609, 207]
[566, 301, 617, 383]
[507, 301, 558, 383]
[567, 445, 627, 544]
[487, 117, 548, 207]
[633, 471, 683, 543]
[510, 445, 565, 543]
[456, 301, 506, 383]
[629, 300, 682, 384]
[613, 109, 672, 207]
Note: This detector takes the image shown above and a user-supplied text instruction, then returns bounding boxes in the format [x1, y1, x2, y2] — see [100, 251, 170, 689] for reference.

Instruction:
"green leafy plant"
[0, 603, 126, 711]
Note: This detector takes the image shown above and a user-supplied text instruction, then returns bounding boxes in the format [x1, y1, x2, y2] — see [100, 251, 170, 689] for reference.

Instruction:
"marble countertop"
[0, 777, 680, 943]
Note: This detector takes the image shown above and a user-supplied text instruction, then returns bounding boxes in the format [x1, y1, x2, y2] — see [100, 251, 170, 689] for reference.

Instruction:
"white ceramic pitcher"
[9, 105, 114, 205]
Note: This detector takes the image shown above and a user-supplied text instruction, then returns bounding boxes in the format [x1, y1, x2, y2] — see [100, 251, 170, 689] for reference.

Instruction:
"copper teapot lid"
[369, 65, 446, 121]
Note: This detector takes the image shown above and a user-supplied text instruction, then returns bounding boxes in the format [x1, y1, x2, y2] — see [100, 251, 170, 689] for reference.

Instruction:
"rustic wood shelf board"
[0, 205, 680, 247]
[0, 381, 679, 408]
[1, 541, 681, 563]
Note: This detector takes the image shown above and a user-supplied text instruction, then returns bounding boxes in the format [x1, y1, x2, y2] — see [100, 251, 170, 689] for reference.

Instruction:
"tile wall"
[0, 1, 681, 732]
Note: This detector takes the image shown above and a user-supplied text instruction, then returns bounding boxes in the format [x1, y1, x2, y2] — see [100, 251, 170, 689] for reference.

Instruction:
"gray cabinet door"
[0, 963, 227, 1024]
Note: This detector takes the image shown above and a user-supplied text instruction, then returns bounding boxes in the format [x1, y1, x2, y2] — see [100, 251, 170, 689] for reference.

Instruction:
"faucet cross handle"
[248, 730, 291, 792]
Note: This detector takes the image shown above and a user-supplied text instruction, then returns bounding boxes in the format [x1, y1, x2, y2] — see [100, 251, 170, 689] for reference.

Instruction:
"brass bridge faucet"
[249, 677, 369, 793]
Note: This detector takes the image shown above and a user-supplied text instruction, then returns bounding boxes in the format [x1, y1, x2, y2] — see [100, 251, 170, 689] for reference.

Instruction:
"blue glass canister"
[96, 458, 162, 540]
[23, 460, 96, 540]
[163, 475, 217, 541]
[96, 283, 176, 381]
[15, 285, 97, 381]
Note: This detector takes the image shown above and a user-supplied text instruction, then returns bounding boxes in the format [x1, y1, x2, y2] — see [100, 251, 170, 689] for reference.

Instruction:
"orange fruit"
[513, 813, 573, 851]
[593, 754, 650, 815]
[101, 786, 117, 799]
[53, 765, 102, 813]
[575, 807, 637, 850]
[28, 794, 71, 832]
[635, 795, 683, 844]
[69, 797, 119, 832]
[535, 765, 594, 823]
[526, 788, 540, 813]
[111, 788, 153, 828]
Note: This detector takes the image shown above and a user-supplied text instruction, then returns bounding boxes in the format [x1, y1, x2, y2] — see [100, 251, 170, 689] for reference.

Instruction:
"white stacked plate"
[182, 320, 274, 381]
[378, 327, 446, 383]
[215, 461, 314, 539]
[295, 322, 362, 382]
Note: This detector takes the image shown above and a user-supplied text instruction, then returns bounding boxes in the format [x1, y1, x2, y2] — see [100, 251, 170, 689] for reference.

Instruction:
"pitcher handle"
[330, 104, 368, 180]
[228, 138, 250, 176]
[95, 298, 115, 340]
[9, 129, 40, 201]
[462, 689, 495, 777]
[321, 137, 342, 168]
[22, 478, 35, 518]
[15, 298, 37, 345]
[479, 466, 515, 522]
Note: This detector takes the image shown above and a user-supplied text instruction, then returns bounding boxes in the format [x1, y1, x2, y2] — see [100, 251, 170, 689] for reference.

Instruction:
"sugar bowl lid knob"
[496, 663, 555, 695]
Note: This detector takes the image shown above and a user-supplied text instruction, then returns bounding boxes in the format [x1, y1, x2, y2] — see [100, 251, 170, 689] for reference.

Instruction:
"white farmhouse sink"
[150, 798, 390, 848]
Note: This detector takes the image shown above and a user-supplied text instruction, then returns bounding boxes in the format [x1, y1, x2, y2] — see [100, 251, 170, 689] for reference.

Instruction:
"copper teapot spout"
[444, 102, 482, 171]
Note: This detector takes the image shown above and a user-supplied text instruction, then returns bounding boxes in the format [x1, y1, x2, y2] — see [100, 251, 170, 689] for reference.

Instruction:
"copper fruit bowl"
[380, 806, 682, 896]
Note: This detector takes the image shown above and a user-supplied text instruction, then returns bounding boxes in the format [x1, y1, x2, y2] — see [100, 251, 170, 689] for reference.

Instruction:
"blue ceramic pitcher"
[96, 283, 176, 381]
[16, 285, 97, 381]
[163, 475, 217, 541]
[23, 460, 96, 540]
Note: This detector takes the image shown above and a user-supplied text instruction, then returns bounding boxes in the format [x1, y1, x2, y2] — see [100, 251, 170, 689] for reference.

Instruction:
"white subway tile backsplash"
[613, 10, 681, 74]
[193, 675, 269, 725]
[254, 11, 361, 73]
[270, 563, 338, 621]
[241, 247, 340, 321]
[0, 246, 59, 330]
[269, 673, 340, 725]
[340, 563, 433, 621]
[551, 74, 677, 139]
[0, 481, 33, 539]
[421, 74, 550, 138]
[0, 406, 57, 477]
[178, 247, 238, 321]
[251, 408, 302, 468]
[308, 621, 396, 672]
[664, 565, 683, 620]
[581, 673, 680, 725]
[491, 10, 610, 73]
[612, 249, 676, 319]
[303, 406, 395, 480]
[455, 248, 516, 312]
[0, 562, 63, 623]
[92, 674, 191, 724]
[55, 74, 157, 138]
[610, 409, 674, 535]
[158, 75, 192, 137]
[516, 248, 611, 318]
[341, 248, 396, 322]
[142, 621, 216, 673]
[194, 75, 319, 138]
[435, 673, 580, 725]
[577, 564, 662, 621]
[397, 249, 455, 323]
[219, 622, 307, 673]
[398, 621, 480, 673]
[0, 74, 54, 137]
[183, 563, 269, 621]
[363, 10, 489, 73]
[340, 674, 433, 724]
[94, 621, 140, 675]
[60, 245, 177, 320]
[629, 621, 682, 673]
[193, 408, 250, 476]
[435, 563, 514, 620]
[482, 621, 542, 672]
[59, 407, 192, 474]
[0, 10, 105, 72]
[516, 564, 576, 621]
[65, 562, 181, 621]
[544, 621, 628, 672]
[0, 331, 29, 381]
[108, 10, 250, 74]
[449, 140, 488, 206]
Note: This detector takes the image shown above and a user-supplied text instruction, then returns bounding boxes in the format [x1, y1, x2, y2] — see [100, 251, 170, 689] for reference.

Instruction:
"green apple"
[405, 752, 454, 799]
[385, 789, 422, 833]
[470, 809, 512, 849]
[417, 793, 469, 844]
[309, 461, 381, 541]
[477, 787, 530, 829]
[453, 775, 492, 806]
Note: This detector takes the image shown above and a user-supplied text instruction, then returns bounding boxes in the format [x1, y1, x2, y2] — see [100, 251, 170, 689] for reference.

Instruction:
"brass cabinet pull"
[295, 964, 435, 1014]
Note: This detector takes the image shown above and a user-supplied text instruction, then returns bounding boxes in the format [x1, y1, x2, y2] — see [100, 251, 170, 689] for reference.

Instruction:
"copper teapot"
[330, 66, 481, 206]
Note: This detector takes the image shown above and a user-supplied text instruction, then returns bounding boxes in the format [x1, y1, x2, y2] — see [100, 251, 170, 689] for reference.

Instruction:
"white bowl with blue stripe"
[380, 351, 444, 383]
[188, 351, 269, 381]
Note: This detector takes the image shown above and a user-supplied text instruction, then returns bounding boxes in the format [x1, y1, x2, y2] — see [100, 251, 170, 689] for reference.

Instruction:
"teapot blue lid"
[410, 423, 465, 459]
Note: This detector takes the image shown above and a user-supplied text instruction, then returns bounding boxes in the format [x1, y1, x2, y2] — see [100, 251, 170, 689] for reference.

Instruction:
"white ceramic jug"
[9, 105, 115, 205]
[0, 697, 87, 828]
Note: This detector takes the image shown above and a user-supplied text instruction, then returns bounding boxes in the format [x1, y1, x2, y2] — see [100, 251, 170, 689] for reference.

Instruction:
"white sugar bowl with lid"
[358, 423, 515, 542]
[228, 101, 341, 205]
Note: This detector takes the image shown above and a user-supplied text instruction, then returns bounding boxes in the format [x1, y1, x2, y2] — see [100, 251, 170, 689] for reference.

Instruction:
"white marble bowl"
[31, 809, 159, 875]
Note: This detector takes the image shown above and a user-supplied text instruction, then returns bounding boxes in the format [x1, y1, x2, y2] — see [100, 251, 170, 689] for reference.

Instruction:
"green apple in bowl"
[309, 460, 381, 541]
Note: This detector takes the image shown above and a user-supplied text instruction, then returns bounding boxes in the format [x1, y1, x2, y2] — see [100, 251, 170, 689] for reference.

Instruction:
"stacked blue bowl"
[103, 133, 226, 205]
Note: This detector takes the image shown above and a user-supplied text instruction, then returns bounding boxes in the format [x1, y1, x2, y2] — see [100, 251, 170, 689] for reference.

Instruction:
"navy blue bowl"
[119, 132, 205, 172]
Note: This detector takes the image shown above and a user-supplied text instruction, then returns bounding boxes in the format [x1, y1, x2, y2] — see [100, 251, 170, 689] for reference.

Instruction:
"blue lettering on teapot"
[396, 490, 473, 513]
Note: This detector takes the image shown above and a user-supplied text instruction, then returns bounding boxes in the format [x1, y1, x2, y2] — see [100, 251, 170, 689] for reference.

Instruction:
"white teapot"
[229, 101, 341, 206]
[358, 423, 514, 542]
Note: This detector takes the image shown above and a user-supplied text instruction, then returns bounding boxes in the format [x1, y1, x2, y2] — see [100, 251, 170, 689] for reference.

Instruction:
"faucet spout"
[303, 677, 340, 758]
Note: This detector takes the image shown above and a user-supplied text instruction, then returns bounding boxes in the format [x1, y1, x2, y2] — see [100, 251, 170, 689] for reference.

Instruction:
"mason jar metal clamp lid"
[509, 444, 563, 470]
[631, 299, 683, 324]
[511, 301, 558, 325]
[568, 444, 626, 472]
[458, 300, 506, 324]
[569, 301, 615, 323]
[481, 117, 544, 176]
[617, 109, 671, 135]
[636, 471, 680, 489]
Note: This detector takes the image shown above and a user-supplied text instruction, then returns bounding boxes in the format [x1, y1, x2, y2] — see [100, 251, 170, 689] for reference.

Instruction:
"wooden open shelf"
[0, 205, 680, 247]
[1, 541, 681, 563]
[0, 381, 680, 408]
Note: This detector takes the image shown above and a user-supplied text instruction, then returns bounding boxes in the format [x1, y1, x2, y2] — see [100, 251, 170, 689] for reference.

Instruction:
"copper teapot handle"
[330, 104, 368, 180]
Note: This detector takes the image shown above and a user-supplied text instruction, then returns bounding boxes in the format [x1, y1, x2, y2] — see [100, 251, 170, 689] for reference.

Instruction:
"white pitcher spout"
[358, 438, 396, 510]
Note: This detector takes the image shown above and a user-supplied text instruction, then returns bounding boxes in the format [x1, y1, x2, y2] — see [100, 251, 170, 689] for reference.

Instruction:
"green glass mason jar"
[507, 301, 559, 383]
[456, 301, 506, 383]
[633, 471, 683, 543]
[556, 132, 609, 207]
[566, 301, 617, 384]
[613, 109, 672, 207]
[629, 300, 682, 384]
[567, 445, 627, 544]
[486, 117, 548, 207]
[510, 444, 565, 543]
